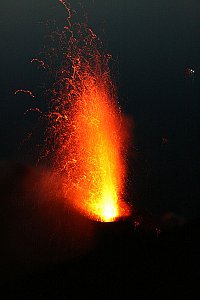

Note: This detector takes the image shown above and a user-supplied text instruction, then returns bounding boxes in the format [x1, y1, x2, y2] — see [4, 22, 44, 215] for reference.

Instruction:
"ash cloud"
[0, 160, 95, 282]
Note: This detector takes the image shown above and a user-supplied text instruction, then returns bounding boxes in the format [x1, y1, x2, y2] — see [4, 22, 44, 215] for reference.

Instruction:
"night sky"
[1, 0, 200, 220]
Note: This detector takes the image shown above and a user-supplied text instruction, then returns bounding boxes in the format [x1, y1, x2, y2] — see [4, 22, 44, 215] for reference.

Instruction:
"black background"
[1, 1, 200, 298]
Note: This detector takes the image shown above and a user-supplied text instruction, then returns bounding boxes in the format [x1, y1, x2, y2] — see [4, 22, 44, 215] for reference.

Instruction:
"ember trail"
[48, 1, 130, 222]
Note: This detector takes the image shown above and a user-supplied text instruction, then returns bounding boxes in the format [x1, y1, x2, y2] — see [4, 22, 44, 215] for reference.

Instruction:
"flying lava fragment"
[46, 1, 131, 222]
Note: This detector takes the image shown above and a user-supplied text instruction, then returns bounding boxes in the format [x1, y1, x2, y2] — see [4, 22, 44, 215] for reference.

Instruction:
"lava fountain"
[48, 1, 131, 222]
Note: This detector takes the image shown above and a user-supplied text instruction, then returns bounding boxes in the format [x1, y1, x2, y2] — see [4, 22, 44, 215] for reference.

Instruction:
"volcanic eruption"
[46, 1, 131, 222]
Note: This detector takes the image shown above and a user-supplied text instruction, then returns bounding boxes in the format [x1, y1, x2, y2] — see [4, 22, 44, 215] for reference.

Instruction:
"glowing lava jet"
[49, 2, 131, 222]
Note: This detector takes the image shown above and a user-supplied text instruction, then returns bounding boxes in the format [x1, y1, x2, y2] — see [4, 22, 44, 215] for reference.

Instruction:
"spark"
[24, 108, 42, 115]
[14, 89, 35, 98]
[58, 0, 72, 27]
[31, 58, 47, 69]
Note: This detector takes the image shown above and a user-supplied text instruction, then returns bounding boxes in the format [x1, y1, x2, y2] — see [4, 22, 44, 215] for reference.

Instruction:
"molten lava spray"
[48, 2, 131, 222]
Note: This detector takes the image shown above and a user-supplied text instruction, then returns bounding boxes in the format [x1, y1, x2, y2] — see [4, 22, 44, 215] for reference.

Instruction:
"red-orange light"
[48, 2, 131, 222]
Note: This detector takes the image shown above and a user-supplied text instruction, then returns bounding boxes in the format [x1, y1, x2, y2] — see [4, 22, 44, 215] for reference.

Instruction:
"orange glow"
[48, 3, 131, 222]
[68, 77, 130, 222]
